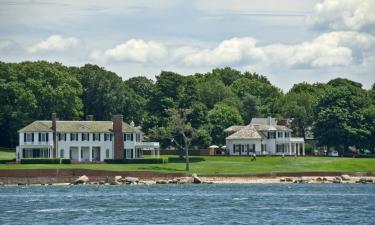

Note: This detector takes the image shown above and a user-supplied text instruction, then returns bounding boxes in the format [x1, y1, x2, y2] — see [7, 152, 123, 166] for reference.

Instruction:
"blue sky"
[0, 0, 374, 91]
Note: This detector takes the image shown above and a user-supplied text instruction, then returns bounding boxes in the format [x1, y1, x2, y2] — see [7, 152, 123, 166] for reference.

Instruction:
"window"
[277, 132, 283, 138]
[24, 133, 34, 142]
[93, 133, 101, 141]
[106, 149, 110, 158]
[70, 133, 78, 141]
[136, 134, 141, 142]
[124, 133, 133, 141]
[58, 133, 66, 141]
[60, 149, 64, 158]
[104, 133, 111, 141]
[268, 132, 275, 139]
[285, 132, 290, 138]
[276, 144, 285, 153]
[233, 144, 241, 153]
[81, 133, 89, 141]
[38, 133, 48, 142]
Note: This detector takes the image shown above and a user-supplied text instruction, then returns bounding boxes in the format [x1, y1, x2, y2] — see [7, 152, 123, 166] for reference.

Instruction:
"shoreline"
[0, 169, 374, 185]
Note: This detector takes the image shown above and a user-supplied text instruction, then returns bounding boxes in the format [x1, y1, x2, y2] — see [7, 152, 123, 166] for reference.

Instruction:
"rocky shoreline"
[0, 174, 374, 186]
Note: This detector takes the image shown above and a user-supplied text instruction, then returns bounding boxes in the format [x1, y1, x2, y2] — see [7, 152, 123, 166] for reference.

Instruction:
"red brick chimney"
[51, 113, 57, 158]
[112, 115, 124, 160]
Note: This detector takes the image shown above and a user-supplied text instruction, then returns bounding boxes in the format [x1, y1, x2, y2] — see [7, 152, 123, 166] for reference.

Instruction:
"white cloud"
[174, 31, 375, 69]
[173, 37, 265, 67]
[28, 35, 80, 53]
[307, 0, 375, 31]
[90, 39, 167, 63]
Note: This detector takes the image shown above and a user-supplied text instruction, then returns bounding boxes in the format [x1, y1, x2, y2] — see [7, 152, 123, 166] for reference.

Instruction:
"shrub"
[20, 158, 71, 164]
[0, 159, 16, 164]
[104, 158, 168, 164]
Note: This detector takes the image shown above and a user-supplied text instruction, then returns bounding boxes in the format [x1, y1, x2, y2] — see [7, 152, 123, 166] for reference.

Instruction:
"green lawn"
[0, 152, 374, 175]
[0, 148, 15, 160]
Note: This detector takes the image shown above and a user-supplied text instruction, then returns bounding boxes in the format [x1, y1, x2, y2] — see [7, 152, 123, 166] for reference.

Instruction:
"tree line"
[1, 61, 375, 154]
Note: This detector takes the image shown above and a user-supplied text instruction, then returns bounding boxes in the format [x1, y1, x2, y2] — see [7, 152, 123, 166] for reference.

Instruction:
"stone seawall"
[0, 169, 374, 185]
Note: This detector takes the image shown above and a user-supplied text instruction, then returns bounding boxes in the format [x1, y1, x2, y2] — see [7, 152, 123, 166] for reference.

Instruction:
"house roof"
[253, 125, 292, 132]
[226, 125, 263, 140]
[224, 125, 245, 132]
[250, 117, 277, 125]
[18, 121, 141, 133]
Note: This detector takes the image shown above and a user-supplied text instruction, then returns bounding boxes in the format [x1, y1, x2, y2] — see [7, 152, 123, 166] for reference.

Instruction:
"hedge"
[104, 158, 168, 164]
[20, 158, 71, 164]
[0, 159, 16, 164]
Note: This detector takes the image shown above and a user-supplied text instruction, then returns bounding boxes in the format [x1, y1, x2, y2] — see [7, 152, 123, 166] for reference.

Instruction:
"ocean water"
[0, 184, 374, 225]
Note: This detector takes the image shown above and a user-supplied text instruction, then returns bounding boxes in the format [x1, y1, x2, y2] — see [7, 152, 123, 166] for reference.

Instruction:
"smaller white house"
[16, 113, 159, 162]
[225, 117, 305, 156]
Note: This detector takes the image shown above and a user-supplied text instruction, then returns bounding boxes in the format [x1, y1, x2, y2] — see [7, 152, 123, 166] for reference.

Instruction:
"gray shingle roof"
[19, 121, 141, 133]
[226, 125, 263, 140]
[224, 125, 245, 132]
[250, 117, 277, 125]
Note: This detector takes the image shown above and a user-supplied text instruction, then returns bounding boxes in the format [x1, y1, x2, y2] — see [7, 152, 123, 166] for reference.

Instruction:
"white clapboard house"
[225, 117, 305, 156]
[16, 113, 159, 162]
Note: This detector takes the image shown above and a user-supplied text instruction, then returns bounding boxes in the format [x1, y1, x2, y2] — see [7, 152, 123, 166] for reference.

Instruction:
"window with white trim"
[60, 149, 64, 158]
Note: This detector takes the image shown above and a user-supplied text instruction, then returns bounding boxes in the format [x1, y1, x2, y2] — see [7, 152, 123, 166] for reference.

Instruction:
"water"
[0, 184, 374, 225]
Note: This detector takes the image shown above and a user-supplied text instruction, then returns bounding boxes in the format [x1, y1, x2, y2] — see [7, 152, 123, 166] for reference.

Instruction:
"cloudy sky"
[0, 0, 374, 91]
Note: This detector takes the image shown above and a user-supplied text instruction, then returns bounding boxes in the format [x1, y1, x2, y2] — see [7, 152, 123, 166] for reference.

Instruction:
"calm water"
[0, 184, 374, 225]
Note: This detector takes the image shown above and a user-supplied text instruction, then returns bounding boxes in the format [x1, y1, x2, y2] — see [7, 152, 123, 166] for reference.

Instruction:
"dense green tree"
[72, 64, 145, 124]
[211, 67, 242, 86]
[280, 83, 330, 138]
[207, 103, 243, 144]
[0, 61, 84, 147]
[240, 94, 259, 124]
[230, 77, 282, 116]
[313, 85, 371, 153]
[197, 78, 237, 109]
[125, 76, 155, 99]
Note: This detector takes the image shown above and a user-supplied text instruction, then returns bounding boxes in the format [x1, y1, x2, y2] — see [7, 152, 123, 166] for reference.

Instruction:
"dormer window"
[93, 133, 101, 141]
[82, 133, 89, 141]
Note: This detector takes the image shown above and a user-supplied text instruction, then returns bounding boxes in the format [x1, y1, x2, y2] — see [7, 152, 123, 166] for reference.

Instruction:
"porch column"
[296, 143, 299, 156]
[302, 143, 305, 156]
[89, 147, 92, 162]
[78, 147, 82, 162]
[289, 142, 292, 155]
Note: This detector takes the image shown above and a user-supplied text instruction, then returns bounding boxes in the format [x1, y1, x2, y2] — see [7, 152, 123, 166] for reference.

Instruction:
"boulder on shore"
[192, 173, 202, 184]
[74, 175, 89, 184]
[125, 177, 139, 184]
[341, 174, 351, 181]
[107, 176, 123, 185]
[156, 179, 168, 184]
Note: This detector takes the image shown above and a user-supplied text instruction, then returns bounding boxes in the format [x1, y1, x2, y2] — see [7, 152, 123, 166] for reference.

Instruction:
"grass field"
[0, 148, 15, 160]
[0, 149, 375, 175]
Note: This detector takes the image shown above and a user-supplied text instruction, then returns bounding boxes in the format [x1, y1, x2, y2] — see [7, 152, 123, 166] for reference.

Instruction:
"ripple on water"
[0, 184, 374, 225]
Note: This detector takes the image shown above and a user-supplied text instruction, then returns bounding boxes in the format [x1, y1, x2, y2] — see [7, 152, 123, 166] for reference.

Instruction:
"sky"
[0, 0, 374, 91]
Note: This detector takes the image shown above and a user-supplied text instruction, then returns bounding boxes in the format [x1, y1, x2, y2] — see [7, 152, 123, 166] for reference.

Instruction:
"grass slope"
[0, 153, 374, 175]
[0, 148, 15, 160]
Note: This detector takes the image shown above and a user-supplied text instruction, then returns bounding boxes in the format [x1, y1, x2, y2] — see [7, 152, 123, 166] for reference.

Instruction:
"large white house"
[225, 117, 305, 156]
[16, 113, 159, 162]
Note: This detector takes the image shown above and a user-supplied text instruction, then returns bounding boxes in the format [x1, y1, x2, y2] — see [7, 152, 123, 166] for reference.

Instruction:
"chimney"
[86, 115, 94, 121]
[112, 115, 124, 160]
[267, 116, 272, 125]
[51, 113, 57, 158]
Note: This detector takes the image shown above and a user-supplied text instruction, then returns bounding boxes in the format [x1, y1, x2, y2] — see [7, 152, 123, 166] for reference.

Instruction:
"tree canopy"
[1, 60, 374, 153]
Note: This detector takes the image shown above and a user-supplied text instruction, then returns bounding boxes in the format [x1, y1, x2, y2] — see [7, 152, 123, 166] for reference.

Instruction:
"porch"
[69, 146, 102, 162]
[276, 138, 305, 156]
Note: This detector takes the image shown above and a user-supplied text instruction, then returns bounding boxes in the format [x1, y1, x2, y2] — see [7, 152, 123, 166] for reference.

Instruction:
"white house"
[225, 117, 305, 156]
[16, 113, 159, 162]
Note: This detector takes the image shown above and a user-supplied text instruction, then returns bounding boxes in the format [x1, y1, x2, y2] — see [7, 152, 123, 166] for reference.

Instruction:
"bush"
[168, 157, 205, 163]
[20, 158, 71, 164]
[0, 159, 16, 164]
[104, 158, 168, 164]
